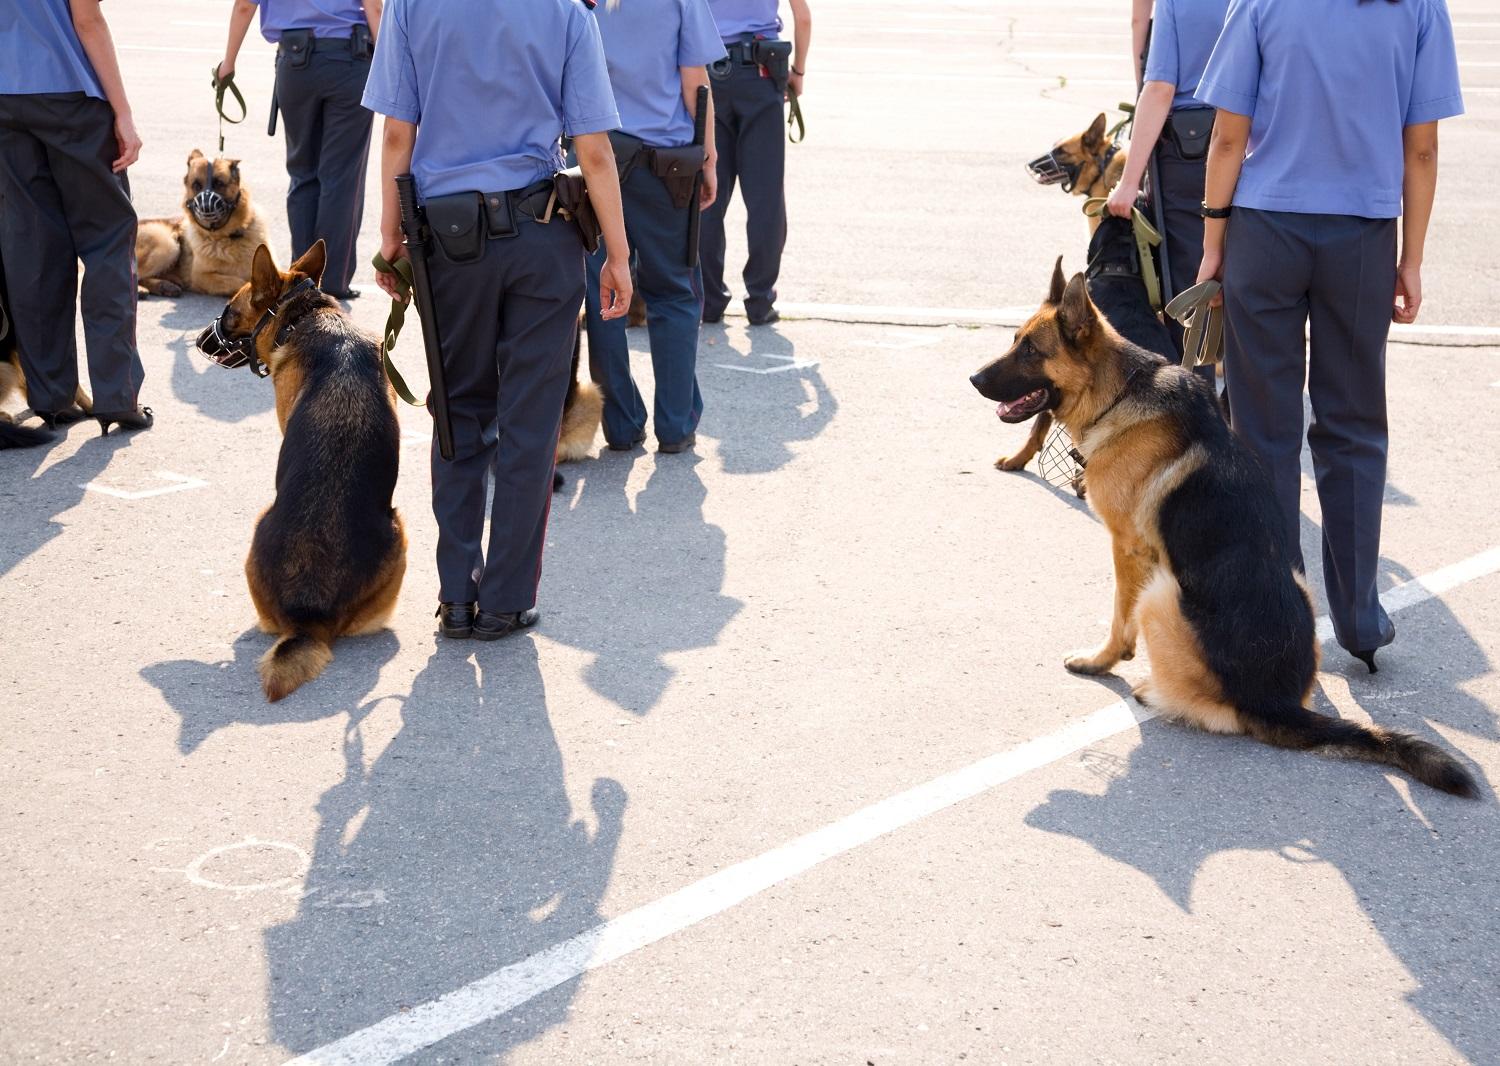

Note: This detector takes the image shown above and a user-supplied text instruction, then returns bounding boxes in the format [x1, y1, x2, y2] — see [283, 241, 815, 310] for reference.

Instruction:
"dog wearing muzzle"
[137, 149, 271, 297]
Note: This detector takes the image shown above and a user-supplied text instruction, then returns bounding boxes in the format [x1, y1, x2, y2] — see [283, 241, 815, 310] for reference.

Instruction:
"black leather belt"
[510, 179, 558, 222]
[725, 40, 760, 65]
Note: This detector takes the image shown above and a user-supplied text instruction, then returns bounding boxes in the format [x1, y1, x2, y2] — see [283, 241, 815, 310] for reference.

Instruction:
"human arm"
[374, 117, 416, 299]
[216, 0, 257, 80]
[681, 66, 717, 209]
[788, 0, 811, 97]
[1131, 0, 1153, 84]
[1394, 122, 1438, 325]
[1195, 109, 1250, 303]
[69, 0, 139, 172]
[575, 132, 633, 321]
[362, 0, 382, 41]
[1106, 80, 1174, 217]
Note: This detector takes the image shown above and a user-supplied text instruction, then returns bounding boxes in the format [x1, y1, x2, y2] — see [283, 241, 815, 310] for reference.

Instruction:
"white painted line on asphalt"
[715, 360, 820, 375]
[82, 470, 208, 500]
[284, 544, 1500, 1066]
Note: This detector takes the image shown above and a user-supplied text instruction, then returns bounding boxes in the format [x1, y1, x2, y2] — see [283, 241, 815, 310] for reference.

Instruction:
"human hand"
[1105, 182, 1136, 219]
[112, 112, 141, 173]
[597, 254, 634, 321]
[375, 235, 408, 300]
[1196, 251, 1224, 308]
[1393, 262, 1421, 324]
[699, 155, 718, 211]
[788, 69, 804, 98]
[216, 60, 234, 81]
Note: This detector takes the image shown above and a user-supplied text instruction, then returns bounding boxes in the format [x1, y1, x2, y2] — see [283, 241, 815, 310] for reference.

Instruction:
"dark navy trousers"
[275, 44, 372, 294]
[584, 165, 704, 448]
[1222, 207, 1398, 655]
[0, 92, 143, 414]
[425, 215, 585, 613]
[702, 55, 787, 321]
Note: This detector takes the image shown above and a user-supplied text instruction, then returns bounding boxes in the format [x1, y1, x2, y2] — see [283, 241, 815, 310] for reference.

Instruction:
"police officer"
[585, 0, 725, 454]
[1107, 0, 1229, 377]
[0, 0, 152, 434]
[365, 0, 633, 641]
[218, 0, 380, 299]
[701, 0, 813, 326]
[1195, 0, 1463, 671]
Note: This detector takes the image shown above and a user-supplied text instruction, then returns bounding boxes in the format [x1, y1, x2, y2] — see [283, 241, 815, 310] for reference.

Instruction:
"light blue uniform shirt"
[595, 0, 726, 148]
[1199, 0, 1464, 219]
[1143, 0, 1231, 110]
[707, 0, 781, 40]
[249, 0, 367, 43]
[363, 0, 620, 199]
[0, 0, 105, 100]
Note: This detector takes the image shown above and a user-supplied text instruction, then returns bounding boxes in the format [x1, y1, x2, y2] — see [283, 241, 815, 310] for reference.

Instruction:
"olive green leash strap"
[210, 67, 247, 152]
[1082, 197, 1164, 314]
[787, 87, 806, 144]
[370, 252, 426, 408]
[1164, 280, 1224, 368]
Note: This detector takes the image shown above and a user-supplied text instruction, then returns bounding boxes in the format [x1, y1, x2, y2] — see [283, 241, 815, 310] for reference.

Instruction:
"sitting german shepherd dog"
[202, 241, 406, 701]
[1025, 113, 1127, 223]
[970, 261, 1477, 798]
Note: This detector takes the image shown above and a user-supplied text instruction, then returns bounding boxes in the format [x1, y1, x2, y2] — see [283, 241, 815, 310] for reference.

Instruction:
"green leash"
[210, 67, 247, 152]
[787, 87, 805, 144]
[370, 251, 426, 408]
[1083, 197, 1165, 313]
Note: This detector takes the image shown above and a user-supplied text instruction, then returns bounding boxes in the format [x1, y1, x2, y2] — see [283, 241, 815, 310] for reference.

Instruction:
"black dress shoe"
[34, 405, 89, 430]
[747, 307, 780, 326]
[657, 432, 696, 455]
[94, 405, 153, 435]
[330, 288, 362, 300]
[436, 602, 476, 639]
[553, 470, 566, 493]
[702, 309, 724, 324]
[473, 607, 540, 641]
[606, 432, 646, 451]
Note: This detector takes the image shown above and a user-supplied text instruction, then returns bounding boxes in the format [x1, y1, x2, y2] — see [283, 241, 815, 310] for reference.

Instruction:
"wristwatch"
[1200, 202, 1233, 219]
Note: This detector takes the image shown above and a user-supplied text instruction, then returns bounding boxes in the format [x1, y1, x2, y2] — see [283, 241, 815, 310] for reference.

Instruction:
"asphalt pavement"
[4, 0, 1500, 1063]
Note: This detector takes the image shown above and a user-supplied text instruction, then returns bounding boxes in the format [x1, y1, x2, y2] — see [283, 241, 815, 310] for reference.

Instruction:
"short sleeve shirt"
[1199, 0, 1464, 218]
[0, 0, 105, 100]
[706, 0, 781, 41]
[1143, 0, 1231, 110]
[595, 0, 726, 147]
[362, 0, 620, 199]
[248, 0, 367, 43]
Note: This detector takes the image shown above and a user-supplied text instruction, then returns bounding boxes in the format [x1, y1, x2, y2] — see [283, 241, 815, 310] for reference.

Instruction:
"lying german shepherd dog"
[198, 240, 406, 701]
[137, 150, 271, 298]
[996, 214, 1173, 476]
[970, 262, 1477, 798]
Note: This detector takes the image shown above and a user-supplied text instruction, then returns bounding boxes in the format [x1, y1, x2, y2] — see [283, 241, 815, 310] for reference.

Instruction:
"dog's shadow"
[141, 627, 401, 754]
[148, 294, 275, 423]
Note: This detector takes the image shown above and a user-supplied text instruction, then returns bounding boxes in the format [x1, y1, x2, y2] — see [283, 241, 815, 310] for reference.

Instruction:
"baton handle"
[395, 174, 456, 461]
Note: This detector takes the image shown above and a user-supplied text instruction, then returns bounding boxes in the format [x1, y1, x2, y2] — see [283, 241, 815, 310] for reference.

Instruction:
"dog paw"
[1064, 649, 1117, 676]
[1131, 682, 1155, 707]
[995, 453, 1029, 472]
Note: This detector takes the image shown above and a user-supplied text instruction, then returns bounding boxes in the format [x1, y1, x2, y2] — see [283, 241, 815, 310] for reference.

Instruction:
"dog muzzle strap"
[190, 189, 236, 231]
[195, 312, 269, 377]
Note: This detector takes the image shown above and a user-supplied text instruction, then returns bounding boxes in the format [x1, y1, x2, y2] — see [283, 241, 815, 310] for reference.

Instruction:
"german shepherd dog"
[137, 150, 271, 298]
[970, 261, 1477, 797]
[206, 241, 406, 701]
[1025, 113, 1127, 230]
[557, 322, 604, 465]
[996, 214, 1174, 476]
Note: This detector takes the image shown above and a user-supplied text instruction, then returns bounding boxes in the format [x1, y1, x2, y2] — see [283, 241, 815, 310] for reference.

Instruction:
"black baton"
[396, 174, 456, 461]
[686, 84, 709, 268]
[267, 86, 280, 137]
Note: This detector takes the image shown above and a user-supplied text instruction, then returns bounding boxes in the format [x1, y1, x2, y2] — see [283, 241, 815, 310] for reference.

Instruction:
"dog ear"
[251, 245, 282, 307]
[228, 159, 241, 182]
[1046, 256, 1066, 305]
[1056, 272, 1097, 345]
[187, 148, 204, 166]
[289, 239, 327, 286]
[1084, 113, 1107, 147]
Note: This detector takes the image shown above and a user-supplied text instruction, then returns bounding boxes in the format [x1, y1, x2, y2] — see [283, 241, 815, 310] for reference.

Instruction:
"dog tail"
[258, 632, 333, 703]
[1244, 705, 1478, 798]
[0, 420, 54, 450]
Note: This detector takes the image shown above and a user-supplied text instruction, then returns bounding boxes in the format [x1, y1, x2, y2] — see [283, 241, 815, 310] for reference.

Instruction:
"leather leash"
[787, 87, 805, 144]
[370, 251, 426, 408]
[210, 67, 247, 152]
[1164, 280, 1225, 368]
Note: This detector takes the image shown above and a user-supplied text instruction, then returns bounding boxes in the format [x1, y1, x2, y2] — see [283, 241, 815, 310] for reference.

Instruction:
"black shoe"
[702, 309, 724, 324]
[553, 470, 566, 493]
[473, 607, 540, 641]
[330, 288, 361, 300]
[94, 405, 153, 435]
[436, 602, 476, 639]
[657, 432, 696, 455]
[747, 308, 780, 327]
[1352, 649, 1379, 674]
[606, 432, 646, 452]
[34, 405, 89, 430]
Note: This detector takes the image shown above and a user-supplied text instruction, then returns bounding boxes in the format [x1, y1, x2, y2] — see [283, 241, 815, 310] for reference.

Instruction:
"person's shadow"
[545, 453, 742, 715]
[703, 322, 837, 476]
[0, 431, 135, 581]
[260, 643, 626, 1060]
[153, 295, 275, 423]
[1026, 586, 1497, 1062]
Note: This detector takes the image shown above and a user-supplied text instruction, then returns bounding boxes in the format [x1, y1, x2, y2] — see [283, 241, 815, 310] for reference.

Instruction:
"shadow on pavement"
[546, 451, 742, 715]
[262, 643, 625, 1060]
[0, 431, 136, 581]
[703, 323, 836, 475]
[1026, 589, 1497, 1063]
[154, 295, 275, 423]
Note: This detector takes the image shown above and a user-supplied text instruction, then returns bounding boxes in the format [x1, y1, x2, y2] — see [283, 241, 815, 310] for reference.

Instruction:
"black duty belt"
[510, 179, 559, 222]
[724, 41, 761, 65]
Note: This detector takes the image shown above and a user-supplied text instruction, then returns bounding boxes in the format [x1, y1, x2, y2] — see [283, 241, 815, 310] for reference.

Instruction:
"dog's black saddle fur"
[1085, 215, 1175, 360]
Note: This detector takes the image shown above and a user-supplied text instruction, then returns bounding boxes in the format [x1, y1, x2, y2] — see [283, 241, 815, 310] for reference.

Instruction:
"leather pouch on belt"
[1166, 108, 1214, 161]
[552, 168, 602, 254]
[607, 130, 647, 182]
[751, 39, 793, 96]
[424, 192, 485, 263]
[649, 146, 705, 210]
[279, 28, 314, 69]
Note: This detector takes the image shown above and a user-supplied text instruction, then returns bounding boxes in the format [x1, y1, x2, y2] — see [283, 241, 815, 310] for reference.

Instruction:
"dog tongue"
[995, 389, 1043, 420]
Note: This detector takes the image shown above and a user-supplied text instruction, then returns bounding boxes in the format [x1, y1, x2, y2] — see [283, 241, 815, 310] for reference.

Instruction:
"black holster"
[752, 39, 793, 96]
[649, 145, 706, 210]
[552, 168, 602, 254]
